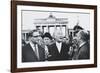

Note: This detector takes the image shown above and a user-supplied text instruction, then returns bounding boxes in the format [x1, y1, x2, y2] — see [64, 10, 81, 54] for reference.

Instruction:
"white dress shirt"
[79, 42, 86, 48]
[30, 42, 35, 52]
[30, 42, 40, 60]
[56, 42, 62, 53]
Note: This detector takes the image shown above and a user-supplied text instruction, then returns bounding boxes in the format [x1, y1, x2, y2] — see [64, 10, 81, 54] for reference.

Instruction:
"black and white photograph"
[22, 11, 90, 62]
[11, 1, 97, 72]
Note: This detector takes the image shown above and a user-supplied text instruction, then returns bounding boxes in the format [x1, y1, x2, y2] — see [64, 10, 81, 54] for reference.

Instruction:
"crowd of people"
[22, 26, 90, 62]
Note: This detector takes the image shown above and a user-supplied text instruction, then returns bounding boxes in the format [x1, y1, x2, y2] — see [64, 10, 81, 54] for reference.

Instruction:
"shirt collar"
[56, 42, 62, 53]
[79, 42, 86, 48]
[30, 42, 36, 51]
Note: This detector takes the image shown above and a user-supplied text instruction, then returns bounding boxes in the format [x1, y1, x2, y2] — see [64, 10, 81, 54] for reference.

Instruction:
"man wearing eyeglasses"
[22, 29, 45, 62]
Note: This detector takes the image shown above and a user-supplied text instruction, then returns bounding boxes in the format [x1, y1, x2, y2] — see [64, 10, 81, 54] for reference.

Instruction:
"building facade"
[22, 13, 75, 42]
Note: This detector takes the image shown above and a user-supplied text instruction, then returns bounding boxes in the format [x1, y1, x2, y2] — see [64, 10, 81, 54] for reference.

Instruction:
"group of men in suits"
[22, 28, 90, 62]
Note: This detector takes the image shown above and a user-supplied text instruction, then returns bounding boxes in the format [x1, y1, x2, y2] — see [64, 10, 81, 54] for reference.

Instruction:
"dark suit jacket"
[74, 42, 90, 60]
[47, 42, 70, 61]
[22, 43, 45, 62]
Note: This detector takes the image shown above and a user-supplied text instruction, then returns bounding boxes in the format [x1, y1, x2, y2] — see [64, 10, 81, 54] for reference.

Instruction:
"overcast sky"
[22, 10, 90, 31]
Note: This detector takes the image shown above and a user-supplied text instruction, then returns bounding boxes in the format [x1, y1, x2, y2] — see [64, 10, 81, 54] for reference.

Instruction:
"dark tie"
[34, 44, 40, 60]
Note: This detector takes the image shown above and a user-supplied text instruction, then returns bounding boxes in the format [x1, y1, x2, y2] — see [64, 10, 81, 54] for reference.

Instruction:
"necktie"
[34, 44, 40, 60]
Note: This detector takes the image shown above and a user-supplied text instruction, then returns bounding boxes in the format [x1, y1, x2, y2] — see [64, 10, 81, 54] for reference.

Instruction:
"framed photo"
[11, 1, 97, 73]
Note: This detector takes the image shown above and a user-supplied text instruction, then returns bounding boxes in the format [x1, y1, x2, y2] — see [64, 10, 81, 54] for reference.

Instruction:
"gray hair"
[77, 30, 89, 41]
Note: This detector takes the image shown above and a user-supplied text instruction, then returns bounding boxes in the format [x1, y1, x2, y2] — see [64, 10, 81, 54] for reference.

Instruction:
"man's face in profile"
[75, 31, 82, 45]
